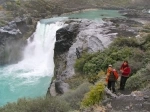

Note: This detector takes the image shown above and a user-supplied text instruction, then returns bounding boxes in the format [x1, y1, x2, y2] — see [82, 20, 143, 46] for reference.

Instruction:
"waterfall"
[0, 20, 66, 106]
[13, 22, 65, 78]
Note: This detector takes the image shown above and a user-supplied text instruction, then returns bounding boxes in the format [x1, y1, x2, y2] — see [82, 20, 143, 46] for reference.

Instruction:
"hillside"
[0, 0, 150, 112]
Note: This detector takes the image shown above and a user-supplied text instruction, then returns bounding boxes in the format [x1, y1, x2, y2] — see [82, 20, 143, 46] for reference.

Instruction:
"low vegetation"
[75, 34, 150, 87]
[81, 82, 105, 107]
[60, 82, 91, 110]
[0, 82, 91, 112]
[126, 63, 150, 90]
[0, 97, 70, 112]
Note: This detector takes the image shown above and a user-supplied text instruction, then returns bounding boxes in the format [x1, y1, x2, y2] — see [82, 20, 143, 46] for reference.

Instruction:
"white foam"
[3, 21, 66, 79]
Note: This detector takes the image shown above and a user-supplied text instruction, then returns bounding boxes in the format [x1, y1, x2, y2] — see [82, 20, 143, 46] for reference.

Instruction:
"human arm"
[122, 67, 131, 76]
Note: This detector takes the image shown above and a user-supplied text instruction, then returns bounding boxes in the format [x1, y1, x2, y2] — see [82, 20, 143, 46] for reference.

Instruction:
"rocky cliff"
[0, 18, 30, 65]
[50, 19, 118, 95]
[49, 14, 144, 95]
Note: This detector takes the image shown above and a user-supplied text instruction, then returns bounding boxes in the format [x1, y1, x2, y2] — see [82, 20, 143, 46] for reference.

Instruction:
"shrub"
[75, 36, 149, 84]
[0, 97, 70, 112]
[61, 82, 91, 110]
[126, 73, 143, 90]
[65, 75, 87, 89]
[128, 59, 143, 74]
[140, 34, 150, 50]
[145, 50, 150, 63]
[81, 82, 105, 107]
[126, 64, 150, 90]
[88, 70, 105, 84]
[74, 52, 95, 73]
[111, 37, 139, 48]
[75, 46, 132, 76]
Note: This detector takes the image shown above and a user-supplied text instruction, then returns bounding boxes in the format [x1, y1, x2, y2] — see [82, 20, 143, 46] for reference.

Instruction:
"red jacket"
[120, 64, 131, 77]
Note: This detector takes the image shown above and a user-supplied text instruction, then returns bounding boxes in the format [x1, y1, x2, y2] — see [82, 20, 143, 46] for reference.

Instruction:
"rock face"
[50, 19, 117, 95]
[55, 21, 79, 54]
[61, 19, 117, 79]
[50, 20, 79, 95]
[50, 17, 145, 95]
[0, 18, 28, 65]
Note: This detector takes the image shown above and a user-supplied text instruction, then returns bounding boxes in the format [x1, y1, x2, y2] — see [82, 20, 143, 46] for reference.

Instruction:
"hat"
[108, 64, 112, 67]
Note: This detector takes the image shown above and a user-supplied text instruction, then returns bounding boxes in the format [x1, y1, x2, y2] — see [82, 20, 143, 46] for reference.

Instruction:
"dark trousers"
[107, 81, 116, 93]
[120, 76, 128, 90]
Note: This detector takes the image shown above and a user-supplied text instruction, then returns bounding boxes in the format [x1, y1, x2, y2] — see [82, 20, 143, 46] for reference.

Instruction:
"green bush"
[81, 82, 105, 107]
[126, 64, 150, 90]
[61, 82, 91, 110]
[0, 97, 70, 112]
[75, 46, 132, 76]
[87, 70, 105, 84]
[141, 34, 150, 50]
[111, 37, 139, 48]
[65, 75, 87, 89]
[75, 36, 149, 82]
[74, 52, 96, 73]
[130, 48, 145, 62]
[126, 73, 143, 90]
[0, 20, 7, 27]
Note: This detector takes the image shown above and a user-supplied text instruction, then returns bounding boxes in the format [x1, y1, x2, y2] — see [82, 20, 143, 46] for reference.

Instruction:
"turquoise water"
[0, 66, 51, 106]
[0, 18, 65, 106]
[62, 9, 124, 20]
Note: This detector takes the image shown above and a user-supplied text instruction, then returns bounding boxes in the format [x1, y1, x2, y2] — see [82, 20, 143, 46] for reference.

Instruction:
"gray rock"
[144, 95, 149, 100]
[143, 102, 150, 110]
[62, 19, 117, 78]
[102, 98, 111, 105]
[55, 22, 79, 54]
[26, 17, 33, 25]
[0, 18, 29, 65]
[55, 79, 69, 94]
[106, 103, 112, 109]
[49, 80, 57, 96]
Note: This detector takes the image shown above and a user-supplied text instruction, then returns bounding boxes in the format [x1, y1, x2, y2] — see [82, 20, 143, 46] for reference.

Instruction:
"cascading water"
[0, 19, 66, 106]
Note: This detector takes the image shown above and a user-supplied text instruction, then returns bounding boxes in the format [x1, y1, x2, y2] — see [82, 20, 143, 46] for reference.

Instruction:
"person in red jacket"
[106, 65, 119, 93]
[119, 60, 131, 90]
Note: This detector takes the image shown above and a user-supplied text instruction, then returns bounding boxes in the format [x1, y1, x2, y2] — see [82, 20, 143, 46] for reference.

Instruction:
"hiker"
[106, 65, 119, 93]
[76, 48, 80, 59]
[119, 60, 131, 90]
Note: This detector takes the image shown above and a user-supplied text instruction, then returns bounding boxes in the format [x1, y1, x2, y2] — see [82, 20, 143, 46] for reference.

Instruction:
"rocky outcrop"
[61, 19, 117, 79]
[55, 21, 79, 54]
[103, 18, 143, 37]
[50, 19, 118, 95]
[0, 18, 29, 65]
[49, 20, 80, 96]
[104, 90, 150, 112]
[49, 17, 147, 95]
[120, 9, 150, 19]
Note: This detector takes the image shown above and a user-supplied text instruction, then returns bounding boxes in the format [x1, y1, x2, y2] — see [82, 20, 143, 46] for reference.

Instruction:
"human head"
[123, 60, 128, 65]
[108, 64, 113, 70]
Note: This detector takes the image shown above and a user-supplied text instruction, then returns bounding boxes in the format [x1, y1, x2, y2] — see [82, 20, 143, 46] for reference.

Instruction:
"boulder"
[55, 79, 69, 94]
